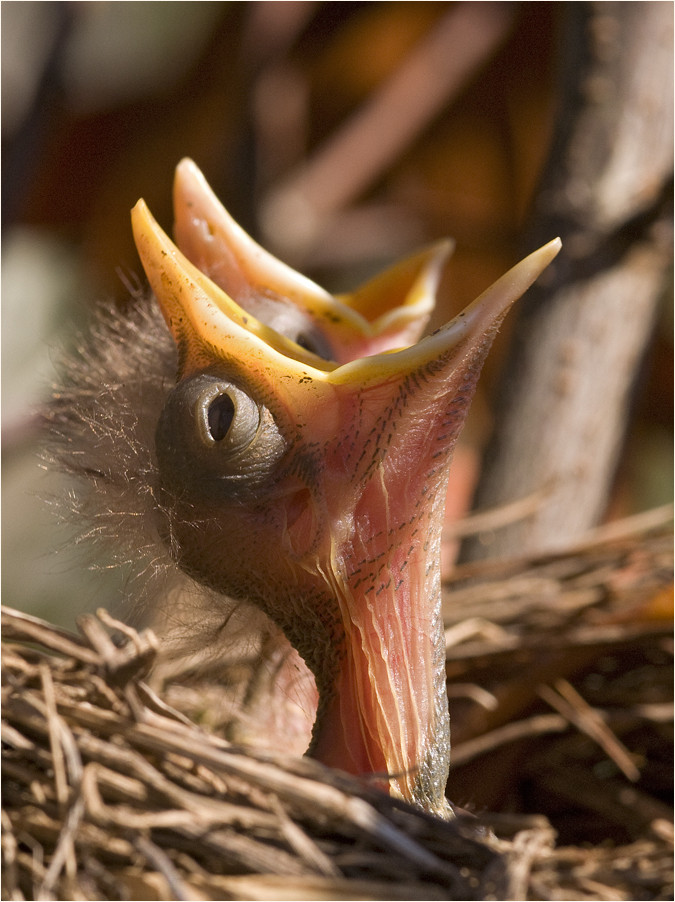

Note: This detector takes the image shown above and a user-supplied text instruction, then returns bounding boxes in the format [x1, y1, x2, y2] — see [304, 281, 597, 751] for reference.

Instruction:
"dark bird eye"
[207, 393, 235, 442]
[193, 381, 261, 454]
[156, 374, 286, 498]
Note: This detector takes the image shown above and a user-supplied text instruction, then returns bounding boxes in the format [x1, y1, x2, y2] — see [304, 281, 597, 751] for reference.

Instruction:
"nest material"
[2, 510, 673, 901]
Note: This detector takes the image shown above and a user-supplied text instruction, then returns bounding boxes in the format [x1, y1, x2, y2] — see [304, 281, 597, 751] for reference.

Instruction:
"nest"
[2, 508, 673, 901]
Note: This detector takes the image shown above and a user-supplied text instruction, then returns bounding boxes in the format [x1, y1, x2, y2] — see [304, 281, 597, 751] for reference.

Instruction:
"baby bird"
[47, 160, 560, 815]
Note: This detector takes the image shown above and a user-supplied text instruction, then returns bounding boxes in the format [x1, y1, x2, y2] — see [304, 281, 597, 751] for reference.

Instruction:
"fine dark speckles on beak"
[131, 173, 561, 815]
[172, 158, 453, 363]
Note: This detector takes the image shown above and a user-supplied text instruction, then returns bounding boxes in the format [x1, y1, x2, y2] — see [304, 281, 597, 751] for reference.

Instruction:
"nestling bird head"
[128, 162, 560, 813]
[46, 159, 559, 816]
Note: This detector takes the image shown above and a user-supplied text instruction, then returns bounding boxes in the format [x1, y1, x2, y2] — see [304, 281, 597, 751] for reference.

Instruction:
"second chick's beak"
[132, 189, 560, 815]
[173, 158, 452, 361]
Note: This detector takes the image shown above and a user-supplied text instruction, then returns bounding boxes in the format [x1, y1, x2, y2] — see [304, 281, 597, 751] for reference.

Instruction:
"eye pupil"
[207, 393, 235, 441]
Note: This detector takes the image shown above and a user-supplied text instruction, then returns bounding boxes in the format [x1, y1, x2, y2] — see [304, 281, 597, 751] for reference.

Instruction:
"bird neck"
[302, 472, 451, 814]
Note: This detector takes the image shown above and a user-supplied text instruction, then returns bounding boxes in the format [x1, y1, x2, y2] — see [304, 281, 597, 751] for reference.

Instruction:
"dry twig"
[2, 510, 672, 900]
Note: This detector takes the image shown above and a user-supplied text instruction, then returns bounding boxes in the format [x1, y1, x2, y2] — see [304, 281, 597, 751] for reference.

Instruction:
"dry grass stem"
[2, 510, 672, 900]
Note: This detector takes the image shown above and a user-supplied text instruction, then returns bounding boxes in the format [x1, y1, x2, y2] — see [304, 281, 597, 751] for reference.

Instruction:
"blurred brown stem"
[463, 1, 673, 561]
[260, 2, 515, 261]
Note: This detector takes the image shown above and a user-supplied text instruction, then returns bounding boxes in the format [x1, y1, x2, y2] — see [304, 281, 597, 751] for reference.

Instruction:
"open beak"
[173, 158, 451, 362]
[133, 196, 560, 814]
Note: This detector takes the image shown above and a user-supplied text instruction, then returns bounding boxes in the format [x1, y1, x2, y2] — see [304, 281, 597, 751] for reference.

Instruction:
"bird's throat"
[305, 465, 451, 814]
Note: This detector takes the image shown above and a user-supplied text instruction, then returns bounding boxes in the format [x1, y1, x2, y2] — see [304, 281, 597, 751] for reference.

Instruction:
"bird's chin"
[305, 599, 451, 816]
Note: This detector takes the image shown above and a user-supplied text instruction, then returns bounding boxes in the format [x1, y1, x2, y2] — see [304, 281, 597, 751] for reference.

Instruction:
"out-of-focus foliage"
[2, 2, 671, 626]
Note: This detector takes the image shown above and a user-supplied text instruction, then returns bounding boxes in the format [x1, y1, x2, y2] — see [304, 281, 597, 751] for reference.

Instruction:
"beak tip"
[130, 199, 147, 236]
[174, 158, 207, 210]
[545, 236, 563, 260]
[529, 237, 562, 282]
[130, 199, 158, 251]
[176, 156, 199, 179]
[428, 238, 455, 281]
[437, 237, 456, 259]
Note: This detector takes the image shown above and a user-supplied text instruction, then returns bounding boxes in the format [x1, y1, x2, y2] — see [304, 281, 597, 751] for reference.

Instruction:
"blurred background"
[2, 1, 672, 628]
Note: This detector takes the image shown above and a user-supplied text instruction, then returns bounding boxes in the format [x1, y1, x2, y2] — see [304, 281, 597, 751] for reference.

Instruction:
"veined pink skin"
[132, 191, 561, 814]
